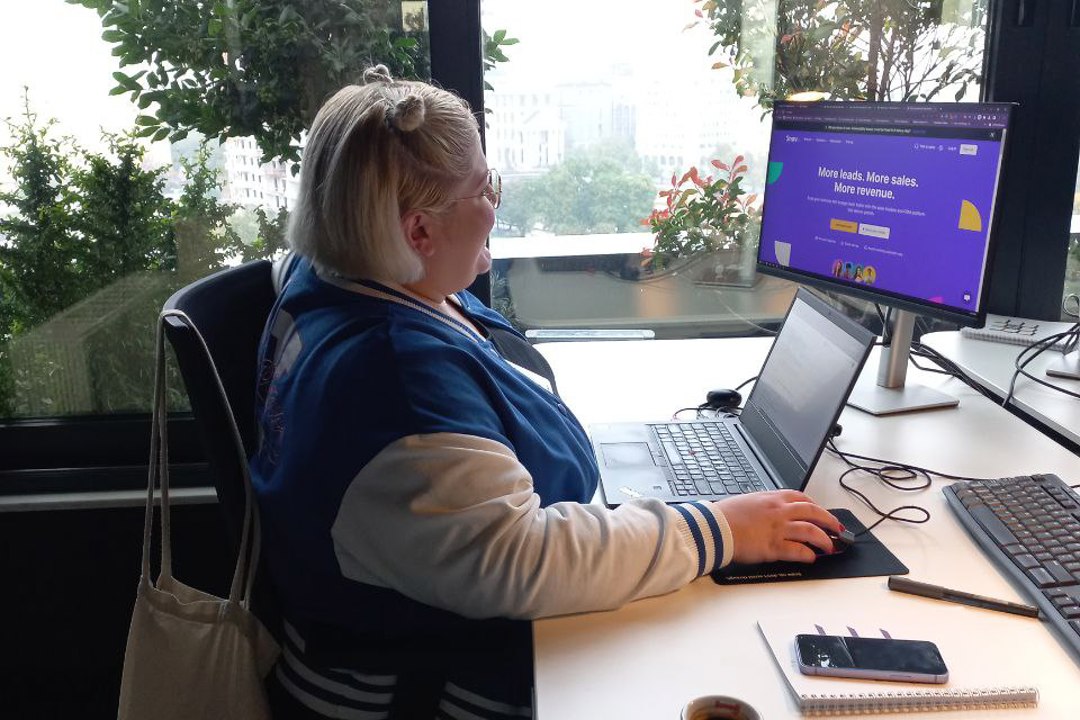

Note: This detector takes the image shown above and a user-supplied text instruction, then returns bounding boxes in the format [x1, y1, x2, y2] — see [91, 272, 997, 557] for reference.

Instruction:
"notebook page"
[757, 612, 1039, 715]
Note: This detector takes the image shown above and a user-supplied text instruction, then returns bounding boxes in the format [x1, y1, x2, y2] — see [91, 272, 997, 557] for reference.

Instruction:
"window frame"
[0, 1, 485, 486]
[3, 0, 1078, 486]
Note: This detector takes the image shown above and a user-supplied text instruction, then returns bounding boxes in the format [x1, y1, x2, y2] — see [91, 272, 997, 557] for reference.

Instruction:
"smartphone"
[794, 634, 949, 684]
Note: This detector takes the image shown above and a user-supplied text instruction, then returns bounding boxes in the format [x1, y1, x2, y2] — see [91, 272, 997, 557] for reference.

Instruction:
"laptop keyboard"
[651, 422, 767, 497]
[944, 473, 1080, 663]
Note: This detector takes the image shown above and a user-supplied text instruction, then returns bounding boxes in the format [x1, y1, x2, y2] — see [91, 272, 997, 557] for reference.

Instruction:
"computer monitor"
[756, 100, 1015, 415]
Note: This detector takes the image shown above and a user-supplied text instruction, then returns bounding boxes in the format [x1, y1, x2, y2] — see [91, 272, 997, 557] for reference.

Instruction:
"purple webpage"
[758, 104, 1009, 317]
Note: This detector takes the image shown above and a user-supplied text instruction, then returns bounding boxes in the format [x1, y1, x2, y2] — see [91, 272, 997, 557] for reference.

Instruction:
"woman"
[251, 66, 843, 719]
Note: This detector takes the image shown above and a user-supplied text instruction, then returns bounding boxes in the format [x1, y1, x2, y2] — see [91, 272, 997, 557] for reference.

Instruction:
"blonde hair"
[288, 65, 480, 283]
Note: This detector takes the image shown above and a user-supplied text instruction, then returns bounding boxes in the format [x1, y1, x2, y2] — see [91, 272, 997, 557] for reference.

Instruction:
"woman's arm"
[329, 433, 731, 620]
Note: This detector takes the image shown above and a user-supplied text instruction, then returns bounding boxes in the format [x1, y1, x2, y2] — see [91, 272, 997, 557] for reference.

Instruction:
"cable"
[1001, 291, 1080, 407]
[825, 439, 997, 535]
[908, 340, 1002, 404]
[734, 375, 758, 393]
[1002, 326, 1080, 406]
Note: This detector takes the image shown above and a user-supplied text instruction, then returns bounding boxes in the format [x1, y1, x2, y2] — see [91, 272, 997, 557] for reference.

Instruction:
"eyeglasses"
[456, 168, 502, 209]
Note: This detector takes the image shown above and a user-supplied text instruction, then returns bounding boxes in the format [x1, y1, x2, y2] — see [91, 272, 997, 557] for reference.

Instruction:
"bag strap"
[140, 310, 261, 606]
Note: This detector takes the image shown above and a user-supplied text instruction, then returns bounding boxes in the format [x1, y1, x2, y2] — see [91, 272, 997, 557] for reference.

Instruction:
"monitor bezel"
[755, 100, 1016, 329]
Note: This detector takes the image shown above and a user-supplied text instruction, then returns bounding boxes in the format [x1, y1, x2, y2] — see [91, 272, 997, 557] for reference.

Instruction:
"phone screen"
[796, 634, 948, 680]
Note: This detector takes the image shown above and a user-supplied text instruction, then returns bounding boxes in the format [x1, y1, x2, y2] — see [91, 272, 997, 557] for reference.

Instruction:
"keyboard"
[944, 473, 1080, 662]
[650, 422, 767, 497]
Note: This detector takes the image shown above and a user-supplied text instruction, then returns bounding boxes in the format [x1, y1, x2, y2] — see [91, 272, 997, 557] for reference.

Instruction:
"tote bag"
[117, 311, 279, 719]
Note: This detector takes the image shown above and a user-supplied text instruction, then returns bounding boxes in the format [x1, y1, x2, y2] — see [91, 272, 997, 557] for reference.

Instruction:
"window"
[483, 0, 1080, 334]
[0, 1, 436, 476]
[0, 0, 1076, 481]
[482, 0, 994, 338]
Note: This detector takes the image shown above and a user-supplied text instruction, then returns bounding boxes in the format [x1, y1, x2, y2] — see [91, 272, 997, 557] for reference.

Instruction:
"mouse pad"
[710, 508, 907, 585]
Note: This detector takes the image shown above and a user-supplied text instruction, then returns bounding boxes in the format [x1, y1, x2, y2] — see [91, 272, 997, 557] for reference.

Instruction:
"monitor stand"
[1046, 351, 1080, 380]
[847, 309, 959, 416]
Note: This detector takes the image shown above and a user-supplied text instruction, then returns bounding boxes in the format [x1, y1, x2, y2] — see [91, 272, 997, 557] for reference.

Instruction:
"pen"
[887, 576, 1040, 618]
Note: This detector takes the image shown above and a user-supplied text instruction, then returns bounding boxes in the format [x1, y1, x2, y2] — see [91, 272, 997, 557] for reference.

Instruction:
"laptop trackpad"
[600, 442, 656, 467]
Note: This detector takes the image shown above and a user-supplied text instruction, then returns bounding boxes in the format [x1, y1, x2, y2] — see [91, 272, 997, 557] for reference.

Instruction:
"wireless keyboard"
[944, 473, 1080, 663]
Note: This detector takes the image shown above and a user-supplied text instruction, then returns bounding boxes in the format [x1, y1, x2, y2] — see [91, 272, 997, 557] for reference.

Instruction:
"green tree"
[491, 176, 536, 237]
[69, 0, 427, 165]
[72, 132, 177, 284]
[0, 99, 83, 329]
[172, 144, 243, 280]
[697, 0, 983, 107]
[521, 142, 656, 235]
[0, 101, 200, 416]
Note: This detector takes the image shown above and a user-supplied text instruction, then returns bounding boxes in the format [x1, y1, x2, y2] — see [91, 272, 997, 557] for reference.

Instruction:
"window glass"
[0, 1, 430, 419]
[483, 0, 988, 338]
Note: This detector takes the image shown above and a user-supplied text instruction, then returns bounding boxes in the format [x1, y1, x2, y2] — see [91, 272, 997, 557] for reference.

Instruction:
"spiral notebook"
[758, 614, 1039, 715]
[960, 314, 1077, 352]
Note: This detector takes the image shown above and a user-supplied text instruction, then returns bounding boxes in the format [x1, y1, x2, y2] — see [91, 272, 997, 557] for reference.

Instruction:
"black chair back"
[162, 260, 282, 635]
[162, 260, 275, 544]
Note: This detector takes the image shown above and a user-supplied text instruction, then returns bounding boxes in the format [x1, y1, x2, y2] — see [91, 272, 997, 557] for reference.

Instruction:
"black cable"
[734, 375, 757, 393]
[1003, 326, 1080, 407]
[1001, 293, 1080, 405]
[908, 341, 1002, 404]
[826, 439, 997, 536]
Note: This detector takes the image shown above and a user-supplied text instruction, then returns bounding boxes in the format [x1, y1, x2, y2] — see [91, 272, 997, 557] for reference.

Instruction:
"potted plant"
[642, 155, 761, 286]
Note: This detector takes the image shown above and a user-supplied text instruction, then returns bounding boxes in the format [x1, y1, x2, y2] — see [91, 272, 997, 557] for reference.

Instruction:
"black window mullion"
[983, 0, 1080, 319]
[429, 0, 490, 307]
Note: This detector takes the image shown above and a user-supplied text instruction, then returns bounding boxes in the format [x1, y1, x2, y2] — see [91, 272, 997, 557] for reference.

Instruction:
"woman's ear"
[401, 210, 436, 257]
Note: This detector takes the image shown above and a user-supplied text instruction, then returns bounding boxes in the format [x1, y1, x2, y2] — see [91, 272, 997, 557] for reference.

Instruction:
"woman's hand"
[714, 490, 844, 564]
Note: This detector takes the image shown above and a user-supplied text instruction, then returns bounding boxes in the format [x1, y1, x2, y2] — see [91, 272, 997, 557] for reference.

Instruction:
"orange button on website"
[830, 219, 859, 233]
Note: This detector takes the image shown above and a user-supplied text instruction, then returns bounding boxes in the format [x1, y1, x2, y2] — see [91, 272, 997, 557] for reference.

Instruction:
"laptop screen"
[740, 290, 875, 489]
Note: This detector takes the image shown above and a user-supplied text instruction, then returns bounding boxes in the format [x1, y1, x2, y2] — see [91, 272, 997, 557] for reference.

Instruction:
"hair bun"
[389, 95, 426, 132]
[363, 65, 394, 84]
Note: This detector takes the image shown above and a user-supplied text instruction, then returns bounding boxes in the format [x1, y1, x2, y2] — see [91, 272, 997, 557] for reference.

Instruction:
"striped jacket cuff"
[672, 502, 734, 575]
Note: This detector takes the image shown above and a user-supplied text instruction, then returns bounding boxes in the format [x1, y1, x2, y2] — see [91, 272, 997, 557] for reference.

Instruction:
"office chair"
[161, 258, 281, 633]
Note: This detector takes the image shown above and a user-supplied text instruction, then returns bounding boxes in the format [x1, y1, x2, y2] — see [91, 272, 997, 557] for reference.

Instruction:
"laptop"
[591, 289, 875, 506]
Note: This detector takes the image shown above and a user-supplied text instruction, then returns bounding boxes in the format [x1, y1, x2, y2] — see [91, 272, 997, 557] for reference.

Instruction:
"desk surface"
[921, 331, 1080, 448]
[533, 338, 1080, 719]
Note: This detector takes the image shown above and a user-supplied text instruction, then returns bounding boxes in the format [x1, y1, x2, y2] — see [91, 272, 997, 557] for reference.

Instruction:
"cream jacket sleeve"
[330, 433, 734, 620]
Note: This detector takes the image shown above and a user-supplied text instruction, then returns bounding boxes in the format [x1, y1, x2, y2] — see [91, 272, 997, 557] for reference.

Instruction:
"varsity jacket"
[250, 261, 734, 719]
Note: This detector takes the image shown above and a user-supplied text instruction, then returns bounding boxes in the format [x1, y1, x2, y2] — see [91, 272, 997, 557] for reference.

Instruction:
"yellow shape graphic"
[958, 200, 983, 232]
[830, 219, 858, 233]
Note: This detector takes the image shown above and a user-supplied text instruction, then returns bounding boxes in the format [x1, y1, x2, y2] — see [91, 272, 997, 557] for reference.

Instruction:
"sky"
[482, 0, 720, 83]
[0, 1, 145, 152]
[0, 0, 723, 167]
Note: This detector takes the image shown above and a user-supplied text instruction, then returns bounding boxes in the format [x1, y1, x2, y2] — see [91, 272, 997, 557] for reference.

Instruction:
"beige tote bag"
[117, 311, 279, 719]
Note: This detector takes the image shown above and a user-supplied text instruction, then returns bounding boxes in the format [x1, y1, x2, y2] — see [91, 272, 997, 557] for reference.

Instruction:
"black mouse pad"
[710, 508, 907, 585]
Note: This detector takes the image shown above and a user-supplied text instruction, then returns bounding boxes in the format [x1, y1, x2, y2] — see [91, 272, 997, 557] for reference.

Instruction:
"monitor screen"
[756, 101, 1013, 326]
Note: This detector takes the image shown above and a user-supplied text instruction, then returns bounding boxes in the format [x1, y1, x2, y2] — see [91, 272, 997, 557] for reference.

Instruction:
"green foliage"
[0, 100, 250, 417]
[72, 132, 178, 280]
[171, 144, 243, 279]
[68, 0, 428, 165]
[0, 100, 82, 329]
[229, 205, 291, 263]
[483, 28, 520, 95]
[511, 142, 656, 236]
[695, 0, 983, 107]
[644, 156, 760, 270]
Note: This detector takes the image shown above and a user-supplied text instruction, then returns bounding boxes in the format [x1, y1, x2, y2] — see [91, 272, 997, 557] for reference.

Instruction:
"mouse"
[705, 388, 742, 410]
[824, 528, 857, 555]
[808, 528, 857, 556]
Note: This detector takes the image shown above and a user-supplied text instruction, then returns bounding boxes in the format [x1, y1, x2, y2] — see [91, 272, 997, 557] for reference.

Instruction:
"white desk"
[921, 331, 1080, 449]
[533, 338, 1080, 719]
